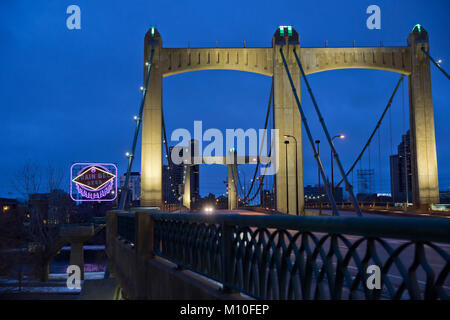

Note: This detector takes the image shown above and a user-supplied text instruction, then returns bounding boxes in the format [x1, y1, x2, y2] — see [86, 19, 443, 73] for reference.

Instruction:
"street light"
[284, 140, 290, 214]
[331, 134, 345, 202]
[315, 140, 321, 215]
[284, 135, 299, 215]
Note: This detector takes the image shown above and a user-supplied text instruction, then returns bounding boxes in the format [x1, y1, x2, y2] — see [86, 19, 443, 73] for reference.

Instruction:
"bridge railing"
[116, 212, 136, 245]
[152, 213, 450, 300]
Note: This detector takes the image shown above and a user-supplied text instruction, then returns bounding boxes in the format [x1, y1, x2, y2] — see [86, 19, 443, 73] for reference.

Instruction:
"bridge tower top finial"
[146, 26, 162, 47]
[273, 26, 299, 46]
[409, 24, 428, 44]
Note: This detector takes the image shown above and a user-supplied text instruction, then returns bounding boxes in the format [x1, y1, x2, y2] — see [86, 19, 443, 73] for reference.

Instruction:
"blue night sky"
[0, 0, 449, 199]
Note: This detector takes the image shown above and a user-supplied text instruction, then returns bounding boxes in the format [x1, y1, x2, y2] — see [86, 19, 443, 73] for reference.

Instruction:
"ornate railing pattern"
[152, 213, 450, 300]
[153, 216, 222, 282]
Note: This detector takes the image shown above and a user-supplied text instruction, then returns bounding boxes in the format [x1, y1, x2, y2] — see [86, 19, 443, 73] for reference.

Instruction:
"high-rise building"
[390, 130, 412, 202]
[260, 189, 275, 208]
[162, 164, 179, 203]
[119, 172, 141, 204]
[189, 139, 200, 203]
[162, 142, 200, 204]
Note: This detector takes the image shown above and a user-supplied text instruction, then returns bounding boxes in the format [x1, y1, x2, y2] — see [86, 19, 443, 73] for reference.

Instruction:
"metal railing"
[152, 213, 450, 300]
[117, 212, 136, 244]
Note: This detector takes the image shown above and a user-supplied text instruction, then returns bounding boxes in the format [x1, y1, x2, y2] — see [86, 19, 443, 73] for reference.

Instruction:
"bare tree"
[11, 162, 42, 199]
[46, 162, 64, 193]
[10, 162, 69, 281]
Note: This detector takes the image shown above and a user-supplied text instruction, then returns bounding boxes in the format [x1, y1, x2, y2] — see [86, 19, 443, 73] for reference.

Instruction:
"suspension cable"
[293, 48, 353, 216]
[244, 138, 274, 202]
[281, 48, 340, 216]
[243, 79, 274, 201]
[245, 92, 276, 204]
[119, 49, 155, 210]
[336, 74, 405, 188]
[402, 79, 409, 204]
[421, 47, 450, 80]
[162, 111, 179, 200]
[378, 129, 382, 193]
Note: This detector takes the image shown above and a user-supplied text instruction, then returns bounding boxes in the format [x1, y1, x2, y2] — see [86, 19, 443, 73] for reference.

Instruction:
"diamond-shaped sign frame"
[70, 163, 118, 202]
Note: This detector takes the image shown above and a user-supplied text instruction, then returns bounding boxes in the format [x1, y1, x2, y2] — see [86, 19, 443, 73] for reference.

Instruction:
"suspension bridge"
[102, 25, 450, 300]
[119, 24, 446, 216]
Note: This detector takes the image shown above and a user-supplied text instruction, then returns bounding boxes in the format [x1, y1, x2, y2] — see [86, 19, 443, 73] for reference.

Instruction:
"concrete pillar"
[272, 27, 304, 215]
[227, 164, 238, 210]
[407, 25, 439, 210]
[183, 165, 191, 209]
[60, 225, 94, 281]
[70, 241, 85, 280]
[141, 28, 163, 208]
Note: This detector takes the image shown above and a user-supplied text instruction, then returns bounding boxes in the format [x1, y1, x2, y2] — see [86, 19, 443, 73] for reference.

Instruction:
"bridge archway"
[140, 25, 438, 212]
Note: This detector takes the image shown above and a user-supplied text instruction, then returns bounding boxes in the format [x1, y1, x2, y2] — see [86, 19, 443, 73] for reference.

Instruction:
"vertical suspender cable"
[244, 79, 274, 201]
[119, 49, 155, 210]
[389, 103, 393, 155]
[402, 80, 409, 204]
[162, 112, 179, 201]
[279, 48, 340, 216]
[292, 49, 360, 216]
[378, 129, 382, 194]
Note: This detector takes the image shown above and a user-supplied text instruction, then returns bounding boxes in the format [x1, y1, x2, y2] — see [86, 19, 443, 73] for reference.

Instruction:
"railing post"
[135, 211, 153, 298]
[135, 211, 153, 259]
[221, 221, 234, 293]
[106, 210, 119, 277]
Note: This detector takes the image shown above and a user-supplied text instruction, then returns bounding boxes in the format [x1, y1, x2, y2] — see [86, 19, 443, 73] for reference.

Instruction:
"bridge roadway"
[192, 208, 450, 298]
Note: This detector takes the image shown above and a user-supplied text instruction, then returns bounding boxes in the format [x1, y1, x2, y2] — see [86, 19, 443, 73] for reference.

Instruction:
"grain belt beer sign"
[70, 163, 117, 201]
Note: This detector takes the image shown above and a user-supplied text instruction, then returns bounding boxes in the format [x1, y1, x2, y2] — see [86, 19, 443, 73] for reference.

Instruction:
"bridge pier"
[407, 25, 439, 210]
[227, 164, 238, 210]
[183, 165, 191, 209]
[60, 225, 94, 280]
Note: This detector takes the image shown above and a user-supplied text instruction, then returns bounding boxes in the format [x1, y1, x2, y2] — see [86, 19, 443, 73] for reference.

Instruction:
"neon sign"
[70, 163, 117, 202]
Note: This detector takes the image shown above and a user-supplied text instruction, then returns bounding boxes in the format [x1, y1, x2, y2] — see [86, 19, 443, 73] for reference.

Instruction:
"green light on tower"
[151, 27, 155, 37]
[413, 24, 422, 34]
[279, 25, 293, 37]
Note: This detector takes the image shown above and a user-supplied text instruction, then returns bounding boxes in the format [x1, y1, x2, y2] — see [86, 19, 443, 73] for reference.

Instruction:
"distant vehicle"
[203, 206, 214, 214]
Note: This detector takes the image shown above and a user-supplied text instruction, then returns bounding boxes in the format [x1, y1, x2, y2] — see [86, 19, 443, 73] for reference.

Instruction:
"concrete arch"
[300, 47, 411, 76]
[158, 46, 412, 78]
[160, 48, 274, 77]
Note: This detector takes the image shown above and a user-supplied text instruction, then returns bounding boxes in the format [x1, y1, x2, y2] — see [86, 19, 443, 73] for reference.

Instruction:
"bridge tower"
[272, 27, 304, 214]
[407, 25, 439, 209]
[141, 28, 163, 208]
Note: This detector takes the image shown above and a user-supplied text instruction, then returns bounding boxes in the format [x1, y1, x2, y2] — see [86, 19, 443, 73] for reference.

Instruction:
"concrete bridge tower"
[407, 25, 439, 209]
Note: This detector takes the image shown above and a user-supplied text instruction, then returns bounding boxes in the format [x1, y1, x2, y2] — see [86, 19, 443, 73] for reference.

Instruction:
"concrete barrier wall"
[108, 237, 246, 300]
[106, 210, 246, 300]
